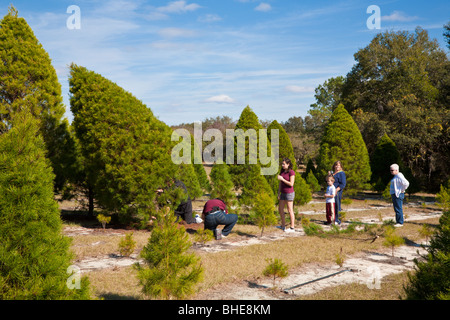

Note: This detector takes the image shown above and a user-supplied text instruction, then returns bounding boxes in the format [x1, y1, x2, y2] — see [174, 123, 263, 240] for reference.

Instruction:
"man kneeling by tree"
[202, 198, 238, 239]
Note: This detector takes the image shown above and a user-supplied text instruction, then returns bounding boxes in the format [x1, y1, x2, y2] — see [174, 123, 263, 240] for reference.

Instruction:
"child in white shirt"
[325, 175, 336, 225]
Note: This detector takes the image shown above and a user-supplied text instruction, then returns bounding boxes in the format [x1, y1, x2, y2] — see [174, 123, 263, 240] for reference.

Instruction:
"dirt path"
[193, 243, 427, 300]
[63, 205, 441, 299]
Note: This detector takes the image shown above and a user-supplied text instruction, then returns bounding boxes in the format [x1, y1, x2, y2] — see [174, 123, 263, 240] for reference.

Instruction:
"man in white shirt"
[389, 164, 410, 227]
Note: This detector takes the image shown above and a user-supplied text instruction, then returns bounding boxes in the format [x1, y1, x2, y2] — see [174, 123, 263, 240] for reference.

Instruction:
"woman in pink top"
[277, 158, 296, 233]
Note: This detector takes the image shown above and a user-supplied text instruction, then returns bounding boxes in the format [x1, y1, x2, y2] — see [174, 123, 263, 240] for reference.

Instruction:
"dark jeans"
[391, 193, 405, 224]
[334, 190, 343, 224]
[204, 211, 238, 236]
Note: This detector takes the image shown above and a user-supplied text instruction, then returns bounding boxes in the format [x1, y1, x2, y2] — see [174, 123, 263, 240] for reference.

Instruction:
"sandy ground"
[193, 242, 427, 300]
[63, 204, 441, 299]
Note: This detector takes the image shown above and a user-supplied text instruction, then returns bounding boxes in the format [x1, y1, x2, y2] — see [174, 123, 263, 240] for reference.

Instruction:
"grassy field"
[61, 192, 442, 300]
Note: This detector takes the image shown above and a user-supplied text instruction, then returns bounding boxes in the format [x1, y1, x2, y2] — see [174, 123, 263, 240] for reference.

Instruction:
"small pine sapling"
[251, 192, 278, 237]
[263, 258, 288, 287]
[194, 229, 214, 245]
[135, 207, 203, 300]
[335, 248, 345, 268]
[97, 214, 111, 229]
[383, 226, 405, 257]
[118, 232, 137, 257]
[418, 224, 434, 246]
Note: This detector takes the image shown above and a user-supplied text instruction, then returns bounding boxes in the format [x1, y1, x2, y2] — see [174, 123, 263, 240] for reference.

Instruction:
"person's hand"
[277, 175, 284, 181]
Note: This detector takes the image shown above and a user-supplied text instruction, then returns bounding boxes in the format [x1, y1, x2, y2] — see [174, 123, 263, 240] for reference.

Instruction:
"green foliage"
[267, 120, 297, 170]
[316, 104, 371, 193]
[69, 64, 184, 227]
[436, 180, 450, 212]
[193, 229, 214, 244]
[97, 214, 111, 229]
[251, 192, 278, 237]
[404, 210, 450, 300]
[343, 28, 449, 191]
[263, 258, 288, 287]
[135, 207, 203, 300]
[0, 112, 89, 299]
[382, 227, 405, 257]
[293, 175, 312, 206]
[118, 232, 137, 257]
[305, 171, 321, 192]
[370, 134, 401, 187]
[302, 220, 324, 236]
[240, 163, 275, 206]
[0, 6, 74, 191]
[335, 248, 346, 268]
[228, 106, 267, 189]
[209, 163, 235, 204]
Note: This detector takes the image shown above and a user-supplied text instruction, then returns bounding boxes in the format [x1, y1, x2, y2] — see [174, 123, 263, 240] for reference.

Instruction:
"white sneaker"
[284, 227, 295, 233]
[394, 223, 404, 228]
[194, 214, 203, 223]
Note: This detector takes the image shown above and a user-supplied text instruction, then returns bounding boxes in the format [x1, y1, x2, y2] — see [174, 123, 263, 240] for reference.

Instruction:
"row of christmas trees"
[0, 5, 415, 299]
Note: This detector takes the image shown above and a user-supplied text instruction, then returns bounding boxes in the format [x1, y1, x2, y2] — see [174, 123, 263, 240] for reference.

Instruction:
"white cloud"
[202, 95, 236, 104]
[198, 14, 222, 23]
[157, 1, 202, 14]
[284, 85, 315, 93]
[255, 3, 272, 12]
[157, 27, 197, 38]
[382, 11, 419, 22]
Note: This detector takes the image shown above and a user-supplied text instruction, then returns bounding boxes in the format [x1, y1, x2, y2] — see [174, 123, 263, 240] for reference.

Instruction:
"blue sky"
[2, 0, 449, 126]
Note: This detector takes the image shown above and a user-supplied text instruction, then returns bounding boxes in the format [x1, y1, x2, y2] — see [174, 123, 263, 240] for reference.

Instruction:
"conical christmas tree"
[69, 64, 183, 227]
[0, 6, 72, 191]
[316, 104, 371, 192]
[0, 112, 89, 299]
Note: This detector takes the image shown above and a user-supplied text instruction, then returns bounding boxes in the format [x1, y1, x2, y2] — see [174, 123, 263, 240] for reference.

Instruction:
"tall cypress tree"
[0, 6, 71, 191]
[316, 104, 371, 193]
[0, 112, 89, 299]
[69, 64, 183, 227]
[228, 106, 274, 203]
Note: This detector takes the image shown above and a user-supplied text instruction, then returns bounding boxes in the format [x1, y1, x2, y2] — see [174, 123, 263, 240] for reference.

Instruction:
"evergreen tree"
[267, 120, 297, 170]
[228, 106, 265, 188]
[0, 112, 89, 299]
[227, 106, 274, 203]
[370, 133, 402, 189]
[0, 6, 72, 191]
[342, 28, 449, 190]
[316, 104, 371, 193]
[293, 175, 312, 206]
[69, 64, 183, 227]
[240, 163, 275, 206]
[404, 210, 450, 300]
[251, 192, 278, 237]
[135, 207, 203, 300]
[209, 163, 235, 204]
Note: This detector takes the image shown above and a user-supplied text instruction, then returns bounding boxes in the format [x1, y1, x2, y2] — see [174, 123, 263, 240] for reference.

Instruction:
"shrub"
[263, 258, 288, 287]
[135, 207, 203, 299]
[118, 232, 137, 257]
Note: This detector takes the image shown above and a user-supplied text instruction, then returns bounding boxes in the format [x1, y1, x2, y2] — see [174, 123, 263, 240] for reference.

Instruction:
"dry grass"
[70, 230, 150, 259]
[63, 195, 441, 300]
[300, 271, 410, 300]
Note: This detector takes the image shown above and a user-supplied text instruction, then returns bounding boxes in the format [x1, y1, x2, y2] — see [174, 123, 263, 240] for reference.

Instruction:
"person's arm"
[278, 172, 295, 187]
[399, 173, 410, 192]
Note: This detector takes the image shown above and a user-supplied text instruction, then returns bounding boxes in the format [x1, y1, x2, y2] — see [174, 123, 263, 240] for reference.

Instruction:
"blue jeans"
[204, 211, 238, 236]
[391, 193, 405, 224]
[334, 190, 343, 224]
